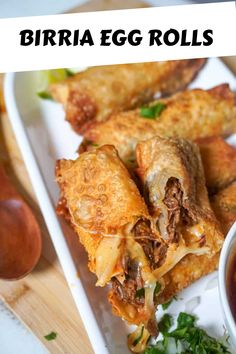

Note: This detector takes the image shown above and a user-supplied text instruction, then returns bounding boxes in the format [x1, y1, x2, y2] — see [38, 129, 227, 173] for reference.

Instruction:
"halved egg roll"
[136, 136, 224, 280]
[50, 59, 206, 134]
[56, 140, 226, 352]
[197, 136, 236, 194]
[56, 145, 167, 336]
[81, 84, 236, 161]
[157, 182, 236, 304]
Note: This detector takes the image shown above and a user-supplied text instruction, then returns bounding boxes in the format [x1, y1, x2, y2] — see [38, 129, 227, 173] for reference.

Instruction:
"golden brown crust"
[211, 182, 236, 235]
[56, 139, 229, 335]
[196, 136, 236, 194]
[157, 180, 236, 305]
[136, 136, 209, 212]
[56, 145, 150, 273]
[56, 145, 166, 329]
[50, 59, 206, 134]
[82, 84, 236, 161]
[135, 136, 224, 278]
[157, 253, 219, 304]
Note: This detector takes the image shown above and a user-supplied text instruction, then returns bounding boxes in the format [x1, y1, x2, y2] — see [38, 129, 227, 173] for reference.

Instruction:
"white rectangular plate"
[4, 58, 236, 354]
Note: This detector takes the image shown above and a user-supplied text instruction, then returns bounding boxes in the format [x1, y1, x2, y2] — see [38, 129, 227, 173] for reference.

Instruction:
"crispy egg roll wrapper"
[136, 136, 224, 280]
[197, 136, 236, 194]
[56, 145, 165, 328]
[50, 59, 206, 134]
[81, 84, 236, 161]
[157, 253, 220, 304]
[211, 182, 236, 235]
[157, 182, 236, 304]
[56, 145, 149, 281]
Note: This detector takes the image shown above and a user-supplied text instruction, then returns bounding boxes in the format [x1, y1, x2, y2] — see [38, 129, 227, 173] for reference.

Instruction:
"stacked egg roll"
[80, 84, 236, 161]
[50, 59, 206, 133]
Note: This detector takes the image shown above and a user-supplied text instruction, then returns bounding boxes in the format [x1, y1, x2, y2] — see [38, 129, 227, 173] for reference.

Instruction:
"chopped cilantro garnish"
[135, 288, 145, 298]
[177, 312, 195, 328]
[65, 68, 75, 77]
[144, 312, 231, 354]
[86, 140, 99, 147]
[44, 331, 57, 341]
[133, 325, 144, 346]
[159, 314, 173, 334]
[140, 102, 166, 119]
[162, 299, 172, 311]
[37, 91, 53, 100]
[144, 344, 166, 354]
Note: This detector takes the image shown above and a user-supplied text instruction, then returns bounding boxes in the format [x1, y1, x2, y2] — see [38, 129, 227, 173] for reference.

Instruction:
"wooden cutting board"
[0, 1, 235, 353]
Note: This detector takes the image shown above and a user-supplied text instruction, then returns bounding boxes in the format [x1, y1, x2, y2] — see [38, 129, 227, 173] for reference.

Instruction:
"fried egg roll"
[81, 84, 236, 161]
[157, 253, 220, 304]
[157, 182, 236, 305]
[197, 136, 236, 194]
[211, 182, 236, 235]
[56, 145, 167, 335]
[50, 59, 206, 133]
[56, 140, 225, 351]
[136, 136, 224, 280]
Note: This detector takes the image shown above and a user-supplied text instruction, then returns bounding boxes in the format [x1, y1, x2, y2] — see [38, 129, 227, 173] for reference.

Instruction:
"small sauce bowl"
[219, 222, 236, 349]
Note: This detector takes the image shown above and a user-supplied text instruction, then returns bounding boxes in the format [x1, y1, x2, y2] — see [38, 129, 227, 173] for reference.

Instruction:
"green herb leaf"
[133, 325, 144, 346]
[159, 314, 173, 334]
[140, 103, 166, 119]
[154, 282, 162, 296]
[144, 312, 231, 354]
[85, 140, 99, 147]
[65, 68, 75, 77]
[135, 288, 145, 298]
[162, 299, 172, 311]
[177, 312, 196, 329]
[37, 91, 53, 100]
[44, 331, 57, 341]
[144, 344, 166, 354]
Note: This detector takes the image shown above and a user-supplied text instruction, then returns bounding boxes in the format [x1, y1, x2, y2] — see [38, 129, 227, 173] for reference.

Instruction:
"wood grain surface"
[0, 1, 235, 354]
[0, 77, 94, 353]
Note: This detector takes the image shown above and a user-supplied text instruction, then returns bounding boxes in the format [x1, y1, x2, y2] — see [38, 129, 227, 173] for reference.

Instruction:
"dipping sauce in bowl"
[219, 223, 236, 350]
[227, 247, 236, 322]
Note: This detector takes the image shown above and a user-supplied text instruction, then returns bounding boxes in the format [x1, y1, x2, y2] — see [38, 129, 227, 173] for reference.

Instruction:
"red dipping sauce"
[227, 248, 236, 322]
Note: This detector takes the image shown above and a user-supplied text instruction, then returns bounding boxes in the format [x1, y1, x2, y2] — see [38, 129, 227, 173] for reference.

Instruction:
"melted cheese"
[126, 237, 157, 317]
[127, 325, 151, 353]
[95, 235, 122, 286]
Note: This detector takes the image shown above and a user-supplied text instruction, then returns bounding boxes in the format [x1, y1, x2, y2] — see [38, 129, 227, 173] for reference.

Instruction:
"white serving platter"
[4, 58, 236, 354]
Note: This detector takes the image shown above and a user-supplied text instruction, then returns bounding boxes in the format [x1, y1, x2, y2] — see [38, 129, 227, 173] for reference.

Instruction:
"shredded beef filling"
[111, 258, 144, 307]
[147, 318, 159, 337]
[111, 220, 166, 308]
[163, 177, 194, 243]
[134, 219, 167, 270]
